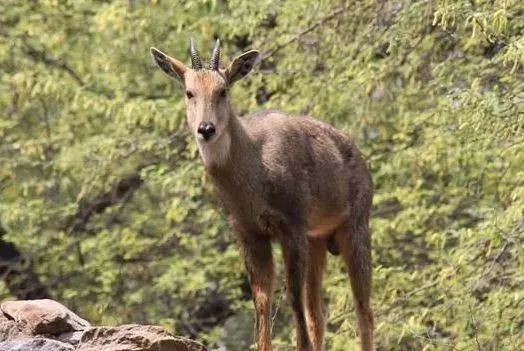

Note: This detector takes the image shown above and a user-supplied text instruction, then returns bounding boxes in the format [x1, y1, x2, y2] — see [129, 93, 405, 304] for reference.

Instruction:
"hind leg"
[304, 237, 327, 351]
[334, 220, 374, 351]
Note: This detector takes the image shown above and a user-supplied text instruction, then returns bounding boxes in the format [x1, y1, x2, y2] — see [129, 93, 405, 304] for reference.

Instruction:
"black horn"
[209, 39, 220, 70]
[190, 38, 202, 70]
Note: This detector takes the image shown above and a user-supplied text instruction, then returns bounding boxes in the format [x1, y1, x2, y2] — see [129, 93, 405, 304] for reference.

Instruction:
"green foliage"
[1, 0, 523, 350]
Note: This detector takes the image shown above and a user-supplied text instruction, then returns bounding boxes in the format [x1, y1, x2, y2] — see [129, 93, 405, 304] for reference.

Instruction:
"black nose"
[197, 122, 216, 140]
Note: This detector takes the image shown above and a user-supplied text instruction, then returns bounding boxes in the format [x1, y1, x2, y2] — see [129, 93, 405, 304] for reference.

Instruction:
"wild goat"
[151, 39, 374, 351]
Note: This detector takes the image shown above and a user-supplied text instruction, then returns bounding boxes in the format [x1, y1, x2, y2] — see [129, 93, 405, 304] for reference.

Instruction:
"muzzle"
[197, 121, 216, 141]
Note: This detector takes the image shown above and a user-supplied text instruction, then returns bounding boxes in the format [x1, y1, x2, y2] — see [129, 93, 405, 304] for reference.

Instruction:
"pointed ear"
[151, 47, 187, 85]
[225, 50, 259, 85]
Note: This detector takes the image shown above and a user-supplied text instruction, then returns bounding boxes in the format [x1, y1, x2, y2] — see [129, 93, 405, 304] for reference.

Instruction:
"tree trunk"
[0, 224, 50, 299]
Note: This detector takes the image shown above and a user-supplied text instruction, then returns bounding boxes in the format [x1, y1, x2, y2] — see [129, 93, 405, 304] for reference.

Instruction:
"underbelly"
[306, 211, 345, 238]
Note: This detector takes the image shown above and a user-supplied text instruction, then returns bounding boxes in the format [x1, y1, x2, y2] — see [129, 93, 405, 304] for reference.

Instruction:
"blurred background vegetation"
[0, 0, 523, 350]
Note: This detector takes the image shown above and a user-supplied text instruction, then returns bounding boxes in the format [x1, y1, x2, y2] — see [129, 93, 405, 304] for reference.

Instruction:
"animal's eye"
[186, 91, 194, 99]
[219, 89, 227, 98]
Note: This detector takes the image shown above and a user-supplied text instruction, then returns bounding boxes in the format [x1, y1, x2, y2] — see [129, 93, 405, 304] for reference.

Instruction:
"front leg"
[281, 232, 312, 351]
[239, 234, 274, 351]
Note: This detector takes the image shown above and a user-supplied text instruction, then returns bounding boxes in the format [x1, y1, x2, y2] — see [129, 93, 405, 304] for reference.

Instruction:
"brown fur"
[151, 46, 374, 351]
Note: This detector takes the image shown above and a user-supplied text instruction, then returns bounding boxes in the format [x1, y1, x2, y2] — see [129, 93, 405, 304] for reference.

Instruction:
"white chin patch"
[196, 133, 206, 141]
[197, 132, 231, 167]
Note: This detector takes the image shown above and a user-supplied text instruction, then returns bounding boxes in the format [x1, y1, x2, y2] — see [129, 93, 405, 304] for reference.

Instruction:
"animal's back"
[243, 110, 355, 157]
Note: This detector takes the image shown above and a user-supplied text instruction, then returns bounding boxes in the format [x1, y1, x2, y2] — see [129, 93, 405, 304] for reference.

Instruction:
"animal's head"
[151, 39, 259, 143]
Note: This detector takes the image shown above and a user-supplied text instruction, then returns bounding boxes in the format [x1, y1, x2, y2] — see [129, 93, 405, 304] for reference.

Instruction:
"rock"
[0, 337, 75, 351]
[0, 299, 90, 335]
[56, 330, 84, 345]
[77, 324, 207, 351]
[0, 299, 208, 350]
[0, 311, 26, 342]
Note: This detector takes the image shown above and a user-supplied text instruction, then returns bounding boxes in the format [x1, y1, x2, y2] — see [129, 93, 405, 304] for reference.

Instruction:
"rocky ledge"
[0, 299, 207, 351]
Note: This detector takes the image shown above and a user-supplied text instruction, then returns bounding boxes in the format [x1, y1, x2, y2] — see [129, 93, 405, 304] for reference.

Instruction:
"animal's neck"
[204, 114, 260, 218]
